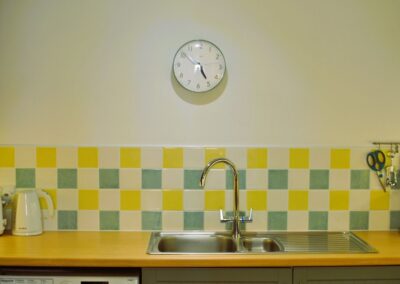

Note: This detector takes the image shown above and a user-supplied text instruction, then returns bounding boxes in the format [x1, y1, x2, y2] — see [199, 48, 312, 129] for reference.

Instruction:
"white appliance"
[0, 188, 5, 235]
[0, 268, 139, 284]
[12, 188, 54, 236]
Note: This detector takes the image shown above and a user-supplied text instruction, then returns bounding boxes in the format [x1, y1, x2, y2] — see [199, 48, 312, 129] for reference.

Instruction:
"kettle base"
[12, 230, 43, 236]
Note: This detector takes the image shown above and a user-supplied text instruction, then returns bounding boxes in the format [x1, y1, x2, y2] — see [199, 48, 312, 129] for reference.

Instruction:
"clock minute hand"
[185, 53, 200, 65]
[200, 65, 207, 79]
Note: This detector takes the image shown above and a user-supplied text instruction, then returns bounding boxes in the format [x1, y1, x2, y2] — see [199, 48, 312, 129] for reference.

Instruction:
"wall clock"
[173, 39, 226, 93]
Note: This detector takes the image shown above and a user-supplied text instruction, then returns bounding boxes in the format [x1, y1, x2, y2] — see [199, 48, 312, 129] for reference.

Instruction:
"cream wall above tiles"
[1, 0, 400, 145]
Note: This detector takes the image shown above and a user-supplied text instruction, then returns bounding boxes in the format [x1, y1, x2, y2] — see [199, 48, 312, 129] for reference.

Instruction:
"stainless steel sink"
[147, 231, 377, 254]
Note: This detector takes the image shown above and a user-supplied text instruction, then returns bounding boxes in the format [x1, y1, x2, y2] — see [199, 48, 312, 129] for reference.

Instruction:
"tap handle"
[219, 209, 234, 223]
[240, 208, 253, 223]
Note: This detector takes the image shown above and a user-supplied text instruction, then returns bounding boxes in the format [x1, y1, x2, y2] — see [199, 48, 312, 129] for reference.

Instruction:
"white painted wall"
[0, 0, 399, 146]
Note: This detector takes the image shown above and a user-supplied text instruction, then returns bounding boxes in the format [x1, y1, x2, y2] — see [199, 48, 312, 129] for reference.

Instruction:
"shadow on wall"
[170, 70, 228, 105]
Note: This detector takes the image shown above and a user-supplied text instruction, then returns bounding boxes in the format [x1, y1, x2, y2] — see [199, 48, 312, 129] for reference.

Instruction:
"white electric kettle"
[12, 188, 54, 236]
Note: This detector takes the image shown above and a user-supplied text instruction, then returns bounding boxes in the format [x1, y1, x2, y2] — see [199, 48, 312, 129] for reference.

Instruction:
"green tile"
[309, 211, 328, 230]
[16, 168, 35, 188]
[390, 211, 400, 230]
[57, 210, 77, 230]
[142, 211, 162, 230]
[100, 211, 120, 230]
[226, 170, 246, 190]
[99, 169, 119, 189]
[350, 211, 369, 230]
[309, 170, 329, 189]
[142, 169, 162, 189]
[268, 170, 288, 189]
[184, 170, 202, 189]
[184, 211, 204, 230]
[351, 170, 370, 189]
[268, 211, 287, 230]
[58, 169, 77, 188]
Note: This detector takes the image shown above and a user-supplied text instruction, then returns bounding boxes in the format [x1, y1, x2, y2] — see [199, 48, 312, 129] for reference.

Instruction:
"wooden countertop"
[0, 231, 400, 267]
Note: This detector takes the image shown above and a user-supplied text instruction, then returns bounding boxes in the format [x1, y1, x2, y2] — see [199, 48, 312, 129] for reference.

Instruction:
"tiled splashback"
[1, 145, 400, 232]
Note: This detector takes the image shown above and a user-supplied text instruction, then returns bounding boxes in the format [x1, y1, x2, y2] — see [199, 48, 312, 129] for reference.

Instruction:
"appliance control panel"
[0, 276, 138, 284]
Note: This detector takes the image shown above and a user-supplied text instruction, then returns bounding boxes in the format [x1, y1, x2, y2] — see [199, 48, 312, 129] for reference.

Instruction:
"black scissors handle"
[366, 150, 386, 171]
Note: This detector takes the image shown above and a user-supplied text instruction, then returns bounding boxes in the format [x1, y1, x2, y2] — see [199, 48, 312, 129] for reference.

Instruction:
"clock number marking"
[179, 73, 183, 78]
[219, 64, 223, 70]
[216, 54, 220, 60]
[196, 83, 200, 89]
[176, 62, 181, 68]
[209, 46, 212, 52]
[207, 81, 211, 87]
[187, 80, 191, 85]
[180, 52, 186, 58]
[187, 45, 192, 52]
[215, 75, 219, 80]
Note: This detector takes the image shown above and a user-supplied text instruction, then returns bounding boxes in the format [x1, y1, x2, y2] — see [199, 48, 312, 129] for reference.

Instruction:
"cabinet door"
[142, 268, 292, 284]
[294, 266, 400, 284]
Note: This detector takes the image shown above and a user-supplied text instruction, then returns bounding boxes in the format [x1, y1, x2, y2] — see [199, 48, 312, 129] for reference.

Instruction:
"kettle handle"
[36, 189, 54, 217]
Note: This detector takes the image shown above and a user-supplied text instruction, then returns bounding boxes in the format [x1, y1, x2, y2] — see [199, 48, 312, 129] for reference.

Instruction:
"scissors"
[366, 150, 386, 172]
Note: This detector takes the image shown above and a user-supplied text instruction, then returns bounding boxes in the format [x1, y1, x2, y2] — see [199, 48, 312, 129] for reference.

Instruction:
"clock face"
[173, 40, 226, 93]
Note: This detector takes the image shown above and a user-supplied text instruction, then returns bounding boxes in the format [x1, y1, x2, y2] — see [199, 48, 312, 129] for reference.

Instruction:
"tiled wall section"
[1, 146, 400, 232]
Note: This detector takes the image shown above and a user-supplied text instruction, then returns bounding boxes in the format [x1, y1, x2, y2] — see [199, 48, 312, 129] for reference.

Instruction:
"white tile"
[204, 211, 225, 231]
[77, 169, 99, 189]
[369, 211, 390, 231]
[202, 169, 225, 189]
[287, 211, 308, 231]
[183, 190, 204, 211]
[119, 169, 141, 189]
[0, 169, 15, 186]
[78, 210, 99, 231]
[36, 168, 57, 189]
[56, 147, 77, 168]
[15, 146, 35, 167]
[162, 169, 183, 189]
[329, 170, 350, 190]
[99, 189, 120, 210]
[328, 211, 349, 231]
[246, 169, 268, 189]
[226, 147, 247, 169]
[267, 190, 288, 211]
[141, 147, 162, 168]
[349, 190, 370, 211]
[56, 189, 78, 210]
[309, 148, 330, 169]
[42, 209, 57, 231]
[246, 211, 267, 232]
[99, 147, 120, 168]
[288, 169, 309, 190]
[268, 147, 289, 169]
[183, 148, 204, 169]
[351, 147, 370, 168]
[162, 211, 183, 231]
[141, 190, 162, 210]
[308, 190, 329, 211]
[120, 211, 141, 231]
[390, 190, 400, 210]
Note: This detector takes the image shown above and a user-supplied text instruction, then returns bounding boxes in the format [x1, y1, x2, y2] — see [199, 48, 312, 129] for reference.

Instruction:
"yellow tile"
[78, 147, 98, 168]
[205, 190, 225, 210]
[289, 148, 309, 169]
[79, 190, 99, 210]
[330, 149, 350, 169]
[39, 189, 57, 209]
[163, 190, 183, 210]
[329, 190, 349, 210]
[205, 148, 226, 168]
[120, 147, 141, 168]
[163, 147, 183, 168]
[120, 190, 141, 210]
[0, 147, 15, 167]
[247, 148, 268, 168]
[370, 190, 390, 210]
[247, 190, 267, 210]
[36, 147, 56, 168]
[288, 190, 308, 210]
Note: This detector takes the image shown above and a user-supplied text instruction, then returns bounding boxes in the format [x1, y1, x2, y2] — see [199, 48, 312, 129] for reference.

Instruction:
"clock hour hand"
[200, 65, 207, 79]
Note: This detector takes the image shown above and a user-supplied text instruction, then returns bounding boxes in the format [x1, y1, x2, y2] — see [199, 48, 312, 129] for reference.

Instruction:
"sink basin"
[241, 237, 283, 252]
[157, 233, 237, 253]
[147, 231, 376, 254]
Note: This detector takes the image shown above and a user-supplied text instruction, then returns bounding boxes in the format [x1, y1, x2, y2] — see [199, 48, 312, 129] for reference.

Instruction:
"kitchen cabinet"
[142, 268, 292, 284]
[293, 266, 400, 283]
